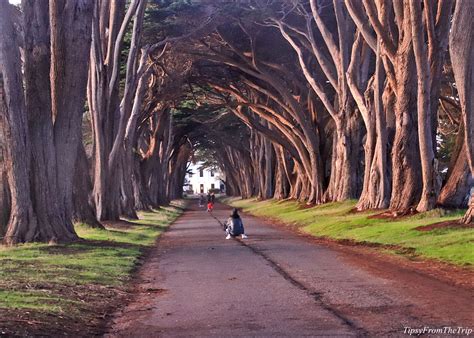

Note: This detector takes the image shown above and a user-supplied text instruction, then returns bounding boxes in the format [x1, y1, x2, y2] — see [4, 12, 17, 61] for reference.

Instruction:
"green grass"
[0, 204, 183, 325]
[225, 197, 473, 266]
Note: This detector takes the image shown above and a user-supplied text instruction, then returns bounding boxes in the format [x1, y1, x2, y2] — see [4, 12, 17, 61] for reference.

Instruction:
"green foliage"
[142, 0, 198, 45]
[225, 198, 473, 266]
[171, 94, 249, 172]
[0, 206, 182, 315]
[193, 147, 220, 170]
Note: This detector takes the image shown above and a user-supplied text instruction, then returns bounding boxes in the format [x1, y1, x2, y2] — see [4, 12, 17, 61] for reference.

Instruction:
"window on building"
[210, 170, 214, 177]
[211, 183, 215, 190]
[200, 184, 204, 193]
[199, 169, 203, 177]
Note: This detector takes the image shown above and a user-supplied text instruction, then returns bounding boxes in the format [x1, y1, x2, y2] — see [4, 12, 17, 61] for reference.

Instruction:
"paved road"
[108, 202, 473, 337]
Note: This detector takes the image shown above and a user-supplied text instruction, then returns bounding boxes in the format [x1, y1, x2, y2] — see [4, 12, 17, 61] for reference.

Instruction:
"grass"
[0, 203, 183, 335]
[224, 197, 473, 266]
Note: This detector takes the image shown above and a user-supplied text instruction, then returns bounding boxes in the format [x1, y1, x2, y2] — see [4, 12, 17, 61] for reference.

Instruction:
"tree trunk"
[89, 0, 144, 221]
[263, 139, 274, 199]
[120, 152, 138, 219]
[134, 158, 152, 210]
[438, 142, 472, 208]
[273, 145, 290, 200]
[325, 112, 362, 202]
[410, 0, 438, 212]
[0, 122, 10, 235]
[23, 0, 77, 242]
[356, 46, 390, 210]
[389, 50, 422, 212]
[72, 142, 103, 228]
[50, 0, 94, 222]
[449, 0, 474, 223]
[0, 2, 38, 244]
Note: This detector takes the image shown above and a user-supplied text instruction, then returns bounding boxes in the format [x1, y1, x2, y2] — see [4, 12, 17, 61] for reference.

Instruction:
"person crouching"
[225, 208, 248, 239]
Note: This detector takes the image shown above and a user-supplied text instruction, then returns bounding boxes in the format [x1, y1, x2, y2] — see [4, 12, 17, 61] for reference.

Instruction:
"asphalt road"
[107, 202, 473, 337]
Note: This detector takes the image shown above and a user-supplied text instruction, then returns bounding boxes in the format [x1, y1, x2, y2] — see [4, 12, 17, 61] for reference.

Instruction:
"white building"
[184, 162, 225, 195]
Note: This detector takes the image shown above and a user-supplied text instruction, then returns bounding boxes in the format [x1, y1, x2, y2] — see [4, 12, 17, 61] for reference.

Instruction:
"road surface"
[107, 202, 473, 337]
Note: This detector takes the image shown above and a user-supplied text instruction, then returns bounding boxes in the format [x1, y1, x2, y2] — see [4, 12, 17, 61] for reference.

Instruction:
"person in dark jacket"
[225, 208, 248, 239]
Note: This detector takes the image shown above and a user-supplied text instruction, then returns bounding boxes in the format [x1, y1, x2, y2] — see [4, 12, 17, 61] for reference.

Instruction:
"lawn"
[0, 204, 183, 336]
[225, 197, 473, 266]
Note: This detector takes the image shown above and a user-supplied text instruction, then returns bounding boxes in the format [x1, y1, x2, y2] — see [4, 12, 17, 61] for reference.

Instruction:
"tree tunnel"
[0, 0, 473, 244]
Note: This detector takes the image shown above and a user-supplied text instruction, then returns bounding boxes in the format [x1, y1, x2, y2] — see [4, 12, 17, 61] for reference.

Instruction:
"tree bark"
[387, 3, 423, 212]
[438, 142, 472, 208]
[0, 101, 10, 235]
[0, 2, 38, 244]
[273, 145, 290, 199]
[23, 0, 78, 242]
[50, 0, 94, 222]
[389, 52, 422, 212]
[449, 0, 474, 223]
[89, 0, 145, 221]
[410, 0, 438, 211]
[263, 137, 274, 199]
[324, 112, 363, 202]
[353, 41, 390, 210]
[72, 142, 103, 228]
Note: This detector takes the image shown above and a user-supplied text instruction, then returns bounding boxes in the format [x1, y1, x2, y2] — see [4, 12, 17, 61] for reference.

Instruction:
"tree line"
[0, 0, 472, 245]
[182, 0, 473, 224]
[0, 0, 203, 244]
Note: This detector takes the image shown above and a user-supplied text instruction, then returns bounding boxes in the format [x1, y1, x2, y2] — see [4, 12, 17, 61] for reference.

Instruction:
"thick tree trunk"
[325, 112, 362, 202]
[450, 0, 474, 224]
[438, 142, 472, 208]
[0, 3, 38, 244]
[23, 0, 77, 242]
[89, 0, 145, 221]
[410, 0, 438, 212]
[389, 51, 422, 212]
[356, 48, 390, 210]
[50, 0, 94, 222]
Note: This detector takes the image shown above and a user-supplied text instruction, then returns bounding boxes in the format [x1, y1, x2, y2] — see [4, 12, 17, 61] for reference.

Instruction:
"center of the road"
[208, 208, 368, 336]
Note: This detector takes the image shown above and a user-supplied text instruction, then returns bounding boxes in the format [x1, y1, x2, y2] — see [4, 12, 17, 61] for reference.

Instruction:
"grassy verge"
[224, 197, 473, 266]
[0, 203, 183, 336]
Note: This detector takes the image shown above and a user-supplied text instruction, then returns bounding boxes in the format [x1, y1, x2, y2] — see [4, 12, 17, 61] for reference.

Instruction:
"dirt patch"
[368, 208, 418, 219]
[415, 220, 474, 231]
[0, 283, 128, 337]
[103, 219, 139, 230]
